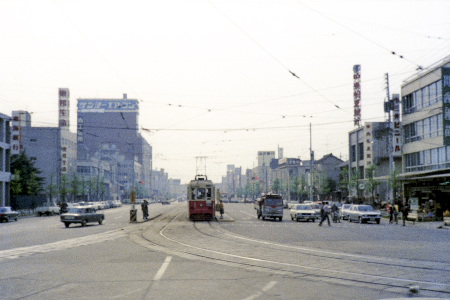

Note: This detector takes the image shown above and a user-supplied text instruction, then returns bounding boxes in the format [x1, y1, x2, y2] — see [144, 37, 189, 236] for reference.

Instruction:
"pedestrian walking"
[389, 205, 398, 224]
[402, 203, 410, 226]
[389, 205, 394, 224]
[141, 200, 149, 220]
[319, 202, 331, 226]
[218, 200, 224, 219]
[331, 203, 340, 223]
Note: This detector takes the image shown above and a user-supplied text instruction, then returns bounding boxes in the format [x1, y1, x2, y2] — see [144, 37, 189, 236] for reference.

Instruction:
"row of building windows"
[403, 80, 442, 114]
[403, 114, 443, 143]
[404, 145, 450, 172]
[350, 142, 364, 162]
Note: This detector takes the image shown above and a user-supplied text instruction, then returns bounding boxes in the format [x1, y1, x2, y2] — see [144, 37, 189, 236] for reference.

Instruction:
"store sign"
[59, 88, 70, 128]
[443, 68, 450, 145]
[392, 94, 401, 157]
[78, 99, 139, 112]
[353, 65, 361, 127]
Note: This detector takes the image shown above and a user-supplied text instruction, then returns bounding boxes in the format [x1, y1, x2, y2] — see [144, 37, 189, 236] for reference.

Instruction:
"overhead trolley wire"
[291, 0, 425, 71]
[207, 0, 346, 113]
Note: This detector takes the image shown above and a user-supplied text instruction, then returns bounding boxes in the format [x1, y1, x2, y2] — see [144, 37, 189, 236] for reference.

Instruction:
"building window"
[403, 80, 442, 115]
[350, 145, 356, 162]
[405, 146, 450, 172]
[403, 113, 443, 144]
[358, 142, 364, 161]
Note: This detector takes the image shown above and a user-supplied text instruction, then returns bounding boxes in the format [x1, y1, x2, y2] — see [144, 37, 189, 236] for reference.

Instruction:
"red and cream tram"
[187, 175, 216, 221]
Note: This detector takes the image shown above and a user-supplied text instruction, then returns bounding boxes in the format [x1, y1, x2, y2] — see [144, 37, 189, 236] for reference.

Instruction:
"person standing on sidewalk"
[402, 203, 410, 226]
[319, 202, 331, 226]
[141, 200, 149, 220]
[218, 200, 224, 219]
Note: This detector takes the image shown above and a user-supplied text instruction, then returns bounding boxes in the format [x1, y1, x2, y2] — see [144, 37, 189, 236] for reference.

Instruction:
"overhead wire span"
[207, 0, 345, 113]
[291, 0, 424, 70]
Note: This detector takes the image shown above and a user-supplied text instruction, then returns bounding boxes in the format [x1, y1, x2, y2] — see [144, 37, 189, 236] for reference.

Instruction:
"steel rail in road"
[132, 206, 450, 298]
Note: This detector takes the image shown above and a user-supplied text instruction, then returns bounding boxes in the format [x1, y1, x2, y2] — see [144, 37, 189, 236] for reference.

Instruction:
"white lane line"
[242, 281, 277, 300]
[0, 230, 126, 262]
[153, 256, 172, 281]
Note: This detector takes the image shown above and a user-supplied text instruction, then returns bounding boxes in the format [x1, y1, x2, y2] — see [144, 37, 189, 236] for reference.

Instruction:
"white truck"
[36, 202, 60, 216]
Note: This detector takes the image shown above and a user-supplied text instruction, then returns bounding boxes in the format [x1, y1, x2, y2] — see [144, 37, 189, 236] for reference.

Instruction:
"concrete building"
[348, 122, 401, 203]
[77, 94, 152, 199]
[21, 125, 78, 192]
[255, 151, 275, 193]
[0, 113, 11, 206]
[400, 56, 450, 217]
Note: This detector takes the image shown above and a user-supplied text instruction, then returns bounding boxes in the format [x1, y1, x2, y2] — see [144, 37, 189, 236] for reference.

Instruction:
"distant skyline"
[1, 0, 449, 183]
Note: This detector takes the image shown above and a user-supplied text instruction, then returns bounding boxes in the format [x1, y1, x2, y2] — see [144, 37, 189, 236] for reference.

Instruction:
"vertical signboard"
[59, 88, 70, 128]
[443, 68, 450, 145]
[364, 123, 373, 166]
[59, 88, 70, 174]
[353, 65, 361, 127]
[392, 94, 402, 156]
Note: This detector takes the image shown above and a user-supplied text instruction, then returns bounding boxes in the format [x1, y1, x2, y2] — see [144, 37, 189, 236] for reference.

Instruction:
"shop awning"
[401, 173, 450, 181]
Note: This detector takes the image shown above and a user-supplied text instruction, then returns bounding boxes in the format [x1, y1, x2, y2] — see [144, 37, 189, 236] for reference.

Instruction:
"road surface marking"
[153, 256, 172, 281]
[0, 230, 127, 262]
[242, 281, 277, 300]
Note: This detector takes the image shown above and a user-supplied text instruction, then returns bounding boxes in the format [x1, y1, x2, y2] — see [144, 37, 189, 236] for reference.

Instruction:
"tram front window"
[197, 188, 205, 199]
[206, 188, 212, 199]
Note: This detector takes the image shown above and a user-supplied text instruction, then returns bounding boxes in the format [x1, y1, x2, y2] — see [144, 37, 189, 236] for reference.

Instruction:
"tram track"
[131, 205, 450, 297]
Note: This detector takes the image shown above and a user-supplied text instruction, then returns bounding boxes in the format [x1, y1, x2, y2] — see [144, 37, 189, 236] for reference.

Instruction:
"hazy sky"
[1, 0, 449, 183]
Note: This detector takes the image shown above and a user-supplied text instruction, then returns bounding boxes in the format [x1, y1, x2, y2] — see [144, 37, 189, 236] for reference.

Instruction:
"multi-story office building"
[21, 125, 78, 190]
[0, 113, 11, 206]
[77, 94, 152, 198]
[401, 56, 450, 216]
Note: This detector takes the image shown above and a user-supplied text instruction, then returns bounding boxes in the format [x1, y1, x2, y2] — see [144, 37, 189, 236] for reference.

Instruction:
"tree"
[59, 174, 70, 203]
[46, 174, 58, 203]
[319, 176, 337, 200]
[10, 152, 45, 195]
[10, 169, 23, 196]
[272, 178, 282, 194]
[70, 172, 81, 202]
[388, 169, 401, 203]
[365, 164, 380, 206]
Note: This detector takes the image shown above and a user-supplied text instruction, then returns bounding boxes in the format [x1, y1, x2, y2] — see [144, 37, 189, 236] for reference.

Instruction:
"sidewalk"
[217, 213, 234, 222]
[398, 220, 449, 230]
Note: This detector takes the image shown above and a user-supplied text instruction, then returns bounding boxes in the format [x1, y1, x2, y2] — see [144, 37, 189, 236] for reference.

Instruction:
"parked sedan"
[348, 205, 381, 224]
[0, 206, 19, 222]
[60, 207, 105, 228]
[290, 204, 316, 222]
[340, 204, 353, 220]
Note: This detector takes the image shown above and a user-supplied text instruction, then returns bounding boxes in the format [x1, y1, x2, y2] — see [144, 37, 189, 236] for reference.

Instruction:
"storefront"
[402, 172, 450, 219]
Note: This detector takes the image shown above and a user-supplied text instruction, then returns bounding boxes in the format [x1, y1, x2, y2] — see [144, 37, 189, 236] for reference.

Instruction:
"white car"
[290, 204, 316, 222]
[340, 204, 352, 220]
[348, 205, 381, 224]
[309, 204, 322, 220]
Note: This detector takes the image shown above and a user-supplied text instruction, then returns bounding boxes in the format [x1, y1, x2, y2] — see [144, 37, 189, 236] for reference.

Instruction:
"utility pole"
[384, 73, 394, 204]
[309, 123, 314, 201]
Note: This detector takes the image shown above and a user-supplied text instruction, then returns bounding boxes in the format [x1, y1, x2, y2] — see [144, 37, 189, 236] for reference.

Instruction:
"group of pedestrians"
[388, 203, 410, 226]
[318, 201, 411, 227]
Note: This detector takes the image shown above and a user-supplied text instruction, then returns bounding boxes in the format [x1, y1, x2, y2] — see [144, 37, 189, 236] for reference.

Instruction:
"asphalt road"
[1, 202, 449, 300]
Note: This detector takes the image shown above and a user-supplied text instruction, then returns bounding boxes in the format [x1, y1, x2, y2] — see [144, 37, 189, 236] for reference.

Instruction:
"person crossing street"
[319, 202, 331, 226]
